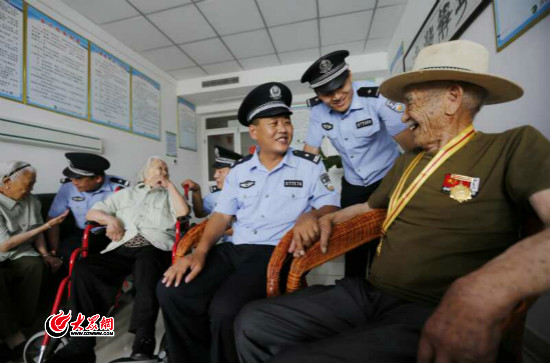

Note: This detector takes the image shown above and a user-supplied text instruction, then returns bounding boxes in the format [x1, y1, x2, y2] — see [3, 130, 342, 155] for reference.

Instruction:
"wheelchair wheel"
[157, 333, 168, 363]
[23, 331, 68, 363]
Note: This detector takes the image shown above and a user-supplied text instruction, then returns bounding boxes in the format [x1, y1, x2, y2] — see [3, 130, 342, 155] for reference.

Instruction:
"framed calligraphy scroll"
[403, 0, 490, 72]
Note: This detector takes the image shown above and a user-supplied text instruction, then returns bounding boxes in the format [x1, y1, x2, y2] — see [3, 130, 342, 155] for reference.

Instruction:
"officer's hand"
[46, 210, 70, 228]
[43, 255, 63, 273]
[162, 250, 207, 287]
[289, 213, 320, 258]
[106, 218, 124, 242]
[318, 213, 335, 254]
[417, 275, 507, 363]
[181, 179, 200, 192]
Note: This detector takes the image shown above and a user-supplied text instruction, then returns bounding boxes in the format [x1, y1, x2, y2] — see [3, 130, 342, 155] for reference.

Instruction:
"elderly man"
[0, 161, 67, 360]
[48, 157, 189, 363]
[235, 40, 550, 363]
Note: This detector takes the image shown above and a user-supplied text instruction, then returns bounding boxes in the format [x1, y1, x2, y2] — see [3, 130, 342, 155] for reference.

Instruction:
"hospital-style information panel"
[0, 0, 23, 102]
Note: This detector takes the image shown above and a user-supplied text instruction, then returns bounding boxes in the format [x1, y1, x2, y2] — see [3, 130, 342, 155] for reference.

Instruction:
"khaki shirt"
[368, 126, 550, 306]
[0, 193, 43, 262]
[91, 183, 177, 253]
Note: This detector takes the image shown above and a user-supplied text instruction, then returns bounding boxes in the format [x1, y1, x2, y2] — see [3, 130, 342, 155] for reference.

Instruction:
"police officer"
[157, 82, 340, 363]
[301, 50, 416, 278]
[47, 153, 128, 262]
[182, 146, 243, 218]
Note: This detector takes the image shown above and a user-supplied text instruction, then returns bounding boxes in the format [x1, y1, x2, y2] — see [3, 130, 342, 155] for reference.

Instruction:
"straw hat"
[380, 40, 523, 105]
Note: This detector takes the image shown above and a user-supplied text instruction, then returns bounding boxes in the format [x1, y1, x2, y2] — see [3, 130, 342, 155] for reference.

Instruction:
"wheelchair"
[23, 187, 192, 363]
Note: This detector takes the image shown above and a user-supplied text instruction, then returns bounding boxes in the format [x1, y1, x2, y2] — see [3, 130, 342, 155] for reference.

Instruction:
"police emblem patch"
[322, 123, 333, 131]
[385, 100, 405, 113]
[441, 174, 480, 203]
[320, 173, 334, 191]
[269, 85, 282, 100]
[239, 180, 255, 189]
[319, 59, 332, 74]
[72, 196, 85, 202]
[356, 119, 373, 129]
[284, 180, 303, 188]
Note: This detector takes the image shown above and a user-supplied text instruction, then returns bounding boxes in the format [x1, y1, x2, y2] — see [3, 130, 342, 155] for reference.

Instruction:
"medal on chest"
[441, 174, 480, 203]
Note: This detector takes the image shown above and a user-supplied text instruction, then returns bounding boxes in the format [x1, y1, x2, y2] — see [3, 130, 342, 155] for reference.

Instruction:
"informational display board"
[290, 105, 310, 150]
[493, 0, 550, 51]
[0, 0, 23, 102]
[177, 97, 196, 151]
[131, 68, 160, 140]
[165, 131, 177, 157]
[90, 44, 130, 130]
[26, 5, 88, 118]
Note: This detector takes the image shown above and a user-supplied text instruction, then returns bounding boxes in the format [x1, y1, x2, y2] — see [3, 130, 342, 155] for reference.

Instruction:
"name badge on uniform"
[284, 180, 303, 188]
[441, 174, 480, 203]
[320, 173, 334, 191]
[356, 119, 373, 129]
[72, 196, 85, 202]
[239, 180, 255, 189]
[322, 123, 333, 131]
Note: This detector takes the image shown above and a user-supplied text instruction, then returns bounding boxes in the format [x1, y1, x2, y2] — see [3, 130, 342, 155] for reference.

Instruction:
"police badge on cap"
[62, 153, 110, 178]
[301, 50, 350, 94]
[237, 82, 293, 126]
[212, 146, 243, 169]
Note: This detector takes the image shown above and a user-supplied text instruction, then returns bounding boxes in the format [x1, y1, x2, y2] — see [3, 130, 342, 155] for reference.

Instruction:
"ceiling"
[61, 0, 407, 81]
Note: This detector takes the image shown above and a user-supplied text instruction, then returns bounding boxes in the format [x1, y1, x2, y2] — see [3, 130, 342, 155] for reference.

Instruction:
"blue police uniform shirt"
[48, 175, 124, 229]
[203, 190, 233, 243]
[305, 80, 407, 187]
[214, 147, 340, 246]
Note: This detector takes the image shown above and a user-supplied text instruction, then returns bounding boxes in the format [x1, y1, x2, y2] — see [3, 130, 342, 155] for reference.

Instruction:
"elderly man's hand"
[162, 250, 207, 287]
[289, 212, 320, 257]
[417, 275, 512, 363]
[46, 210, 70, 229]
[43, 255, 63, 273]
[150, 175, 170, 188]
[106, 217, 125, 242]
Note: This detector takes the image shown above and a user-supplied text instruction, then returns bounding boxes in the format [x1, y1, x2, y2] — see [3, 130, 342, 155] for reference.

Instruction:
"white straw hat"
[380, 40, 523, 105]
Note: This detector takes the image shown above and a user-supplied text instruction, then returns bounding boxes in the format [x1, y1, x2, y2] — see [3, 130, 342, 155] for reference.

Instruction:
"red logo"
[45, 310, 72, 338]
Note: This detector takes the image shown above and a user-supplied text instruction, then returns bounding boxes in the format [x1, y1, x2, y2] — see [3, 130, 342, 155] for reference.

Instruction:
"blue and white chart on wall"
[91, 44, 131, 130]
[26, 5, 88, 118]
[0, 0, 23, 102]
[178, 97, 196, 151]
[131, 68, 160, 140]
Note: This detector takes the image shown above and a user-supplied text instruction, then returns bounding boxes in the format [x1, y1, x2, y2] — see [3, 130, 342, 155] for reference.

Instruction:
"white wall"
[0, 0, 202, 194]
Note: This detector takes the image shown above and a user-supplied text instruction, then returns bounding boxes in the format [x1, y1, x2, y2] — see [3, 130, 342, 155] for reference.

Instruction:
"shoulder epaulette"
[306, 97, 322, 108]
[210, 186, 220, 193]
[231, 154, 253, 168]
[357, 87, 379, 98]
[292, 150, 321, 164]
[60, 177, 71, 184]
[110, 177, 130, 187]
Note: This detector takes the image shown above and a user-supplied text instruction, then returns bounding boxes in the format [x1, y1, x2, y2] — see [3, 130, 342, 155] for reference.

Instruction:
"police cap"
[62, 152, 110, 178]
[301, 50, 350, 94]
[237, 82, 293, 126]
[212, 146, 243, 169]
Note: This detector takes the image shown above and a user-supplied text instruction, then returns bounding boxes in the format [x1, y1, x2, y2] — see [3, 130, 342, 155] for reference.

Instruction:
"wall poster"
[90, 44, 131, 130]
[131, 68, 161, 140]
[0, 0, 23, 102]
[26, 5, 88, 118]
[177, 97, 196, 151]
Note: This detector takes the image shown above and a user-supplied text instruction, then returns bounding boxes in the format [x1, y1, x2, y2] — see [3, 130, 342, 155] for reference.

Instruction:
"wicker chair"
[172, 209, 540, 363]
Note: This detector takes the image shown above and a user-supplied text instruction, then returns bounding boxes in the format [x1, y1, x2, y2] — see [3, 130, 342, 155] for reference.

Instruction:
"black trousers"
[157, 243, 276, 363]
[341, 178, 382, 278]
[58, 228, 110, 264]
[235, 277, 434, 363]
[0, 256, 45, 338]
[71, 245, 170, 341]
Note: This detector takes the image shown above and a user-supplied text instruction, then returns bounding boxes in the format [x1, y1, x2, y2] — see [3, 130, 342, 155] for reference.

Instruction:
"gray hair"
[136, 156, 166, 183]
[0, 161, 36, 186]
